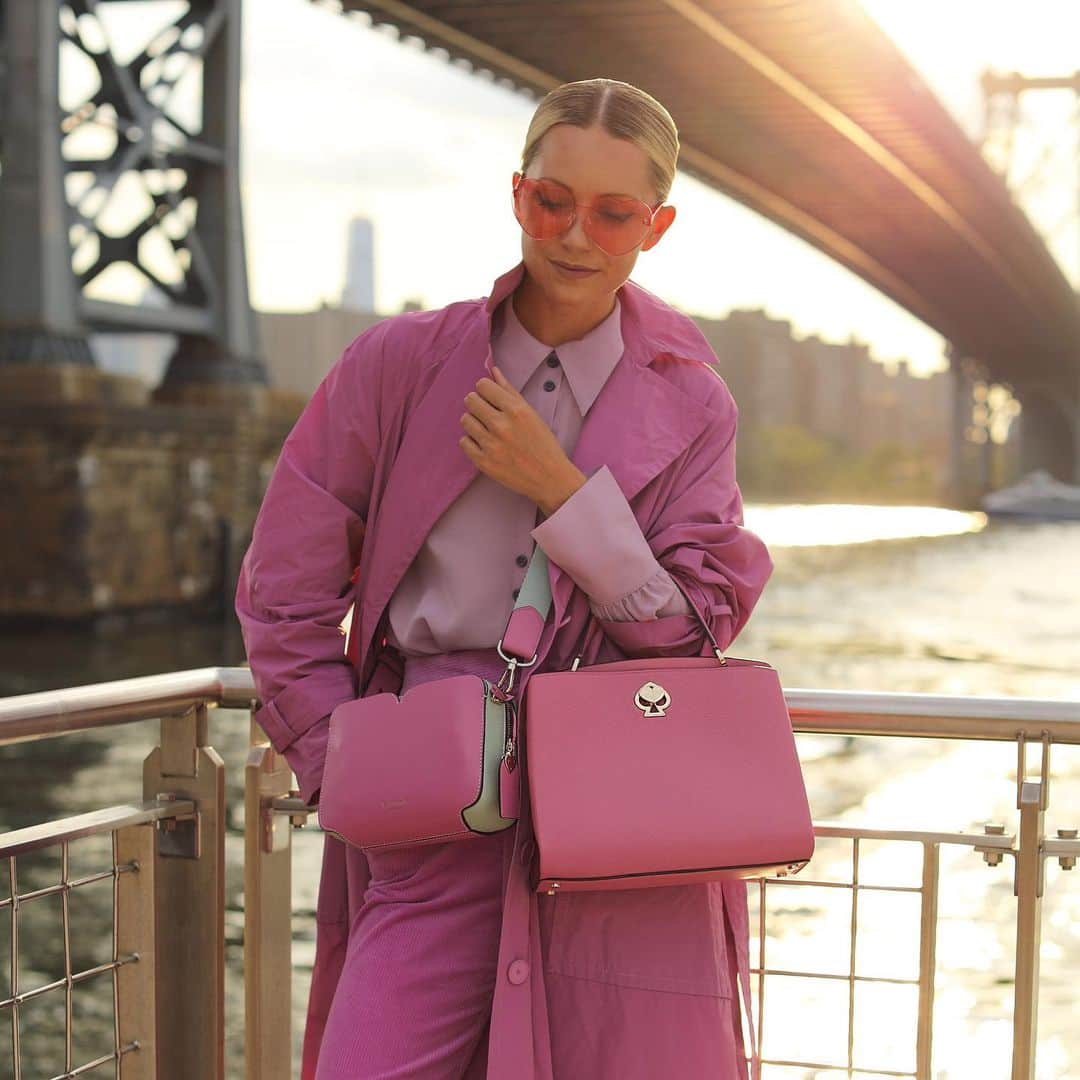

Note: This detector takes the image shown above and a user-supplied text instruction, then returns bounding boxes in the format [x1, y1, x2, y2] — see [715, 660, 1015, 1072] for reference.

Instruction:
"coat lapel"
[356, 260, 715, 672]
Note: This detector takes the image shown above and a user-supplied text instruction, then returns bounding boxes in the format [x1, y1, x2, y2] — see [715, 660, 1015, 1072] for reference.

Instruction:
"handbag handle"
[568, 567, 726, 669]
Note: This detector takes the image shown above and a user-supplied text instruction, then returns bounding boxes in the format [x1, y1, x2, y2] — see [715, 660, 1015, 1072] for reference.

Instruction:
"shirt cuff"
[531, 464, 690, 619]
[587, 563, 692, 621]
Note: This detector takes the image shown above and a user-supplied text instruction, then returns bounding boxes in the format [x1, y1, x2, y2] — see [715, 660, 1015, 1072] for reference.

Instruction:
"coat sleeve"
[530, 464, 693, 620]
[541, 383, 772, 660]
[234, 319, 390, 805]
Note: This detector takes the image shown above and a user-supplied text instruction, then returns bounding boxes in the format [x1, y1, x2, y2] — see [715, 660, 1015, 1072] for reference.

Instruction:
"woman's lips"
[551, 259, 599, 278]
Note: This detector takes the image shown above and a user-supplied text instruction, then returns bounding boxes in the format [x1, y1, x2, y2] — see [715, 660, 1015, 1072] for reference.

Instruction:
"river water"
[1, 503, 1077, 1079]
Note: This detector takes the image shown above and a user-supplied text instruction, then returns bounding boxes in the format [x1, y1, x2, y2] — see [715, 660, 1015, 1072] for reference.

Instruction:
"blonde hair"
[519, 79, 679, 204]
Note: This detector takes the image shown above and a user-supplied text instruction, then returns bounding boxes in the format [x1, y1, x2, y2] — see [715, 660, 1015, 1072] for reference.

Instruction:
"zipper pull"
[503, 736, 517, 772]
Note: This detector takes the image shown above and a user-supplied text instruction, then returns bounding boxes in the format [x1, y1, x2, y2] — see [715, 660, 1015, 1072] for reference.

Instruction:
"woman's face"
[515, 123, 676, 305]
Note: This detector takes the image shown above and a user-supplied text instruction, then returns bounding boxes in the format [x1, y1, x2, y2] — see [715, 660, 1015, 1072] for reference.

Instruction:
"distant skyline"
[93, 1, 1080, 380]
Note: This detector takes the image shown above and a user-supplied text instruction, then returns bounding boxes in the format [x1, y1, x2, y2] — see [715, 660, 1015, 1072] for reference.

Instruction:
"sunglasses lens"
[587, 196, 652, 255]
[514, 178, 652, 255]
[514, 178, 572, 238]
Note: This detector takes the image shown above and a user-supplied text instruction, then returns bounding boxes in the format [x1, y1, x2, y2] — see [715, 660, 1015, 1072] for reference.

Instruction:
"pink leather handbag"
[523, 559, 815, 895]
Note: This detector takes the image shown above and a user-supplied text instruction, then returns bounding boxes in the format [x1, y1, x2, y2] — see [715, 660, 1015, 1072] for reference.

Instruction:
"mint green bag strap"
[492, 542, 552, 697]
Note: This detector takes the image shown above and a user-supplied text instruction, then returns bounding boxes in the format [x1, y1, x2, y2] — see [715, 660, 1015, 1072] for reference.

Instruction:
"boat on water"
[981, 468, 1080, 520]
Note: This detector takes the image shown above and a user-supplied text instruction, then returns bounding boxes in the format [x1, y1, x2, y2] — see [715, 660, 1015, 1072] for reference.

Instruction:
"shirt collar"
[493, 291, 624, 415]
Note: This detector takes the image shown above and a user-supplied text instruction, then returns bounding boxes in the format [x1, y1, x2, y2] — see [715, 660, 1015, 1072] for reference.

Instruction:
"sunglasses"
[512, 171, 664, 257]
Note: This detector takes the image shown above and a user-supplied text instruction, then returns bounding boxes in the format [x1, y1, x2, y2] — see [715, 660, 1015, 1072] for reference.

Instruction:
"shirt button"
[543, 379, 556, 392]
[546, 353, 560, 368]
[515, 554, 528, 567]
[507, 959, 530, 985]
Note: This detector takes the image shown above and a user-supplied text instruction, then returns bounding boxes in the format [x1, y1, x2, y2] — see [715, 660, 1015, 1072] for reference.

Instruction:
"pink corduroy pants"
[313, 648, 746, 1079]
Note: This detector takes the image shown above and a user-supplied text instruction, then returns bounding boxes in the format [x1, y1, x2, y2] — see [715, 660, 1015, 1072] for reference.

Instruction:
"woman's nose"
[562, 208, 594, 250]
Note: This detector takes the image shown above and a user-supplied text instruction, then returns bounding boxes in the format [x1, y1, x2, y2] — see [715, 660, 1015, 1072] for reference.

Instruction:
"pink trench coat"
[238, 258, 774, 1079]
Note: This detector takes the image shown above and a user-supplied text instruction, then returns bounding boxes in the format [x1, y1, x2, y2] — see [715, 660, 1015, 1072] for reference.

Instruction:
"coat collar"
[356, 258, 719, 673]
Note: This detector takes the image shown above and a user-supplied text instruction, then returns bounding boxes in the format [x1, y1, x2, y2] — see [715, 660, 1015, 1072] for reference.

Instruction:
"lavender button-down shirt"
[385, 291, 691, 659]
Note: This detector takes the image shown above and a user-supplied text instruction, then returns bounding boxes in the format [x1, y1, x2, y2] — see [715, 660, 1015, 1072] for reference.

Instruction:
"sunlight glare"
[744, 503, 987, 547]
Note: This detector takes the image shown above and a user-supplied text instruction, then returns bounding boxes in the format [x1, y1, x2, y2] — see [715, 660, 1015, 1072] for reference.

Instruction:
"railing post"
[142, 704, 226, 1080]
[115, 823, 158, 1079]
[1011, 731, 1048, 1080]
[916, 842, 939, 1080]
[244, 707, 295, 1080]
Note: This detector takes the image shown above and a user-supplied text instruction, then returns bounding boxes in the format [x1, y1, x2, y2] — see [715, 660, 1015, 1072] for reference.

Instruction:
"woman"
[235, 78, 773, 1079]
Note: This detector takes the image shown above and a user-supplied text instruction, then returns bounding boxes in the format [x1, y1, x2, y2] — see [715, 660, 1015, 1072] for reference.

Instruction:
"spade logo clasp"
[634, 681, 671, 717]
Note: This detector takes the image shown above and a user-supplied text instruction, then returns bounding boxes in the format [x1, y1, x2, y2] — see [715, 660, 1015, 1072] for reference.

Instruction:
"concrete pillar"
[1017, 390, 1077, 483]
[946, 351, 981, 508]
[0, 0, 94, 369]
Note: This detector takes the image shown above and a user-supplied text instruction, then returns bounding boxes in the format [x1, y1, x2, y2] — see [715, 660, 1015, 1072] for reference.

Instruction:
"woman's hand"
[459, 365, 587, 516]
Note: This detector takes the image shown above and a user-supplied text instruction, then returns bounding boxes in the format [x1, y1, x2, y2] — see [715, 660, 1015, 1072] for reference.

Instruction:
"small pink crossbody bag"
[316, 548, 548, 852]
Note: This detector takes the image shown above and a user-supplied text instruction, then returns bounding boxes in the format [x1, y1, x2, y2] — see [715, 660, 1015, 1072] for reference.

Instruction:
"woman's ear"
[641, 205, 676, 252]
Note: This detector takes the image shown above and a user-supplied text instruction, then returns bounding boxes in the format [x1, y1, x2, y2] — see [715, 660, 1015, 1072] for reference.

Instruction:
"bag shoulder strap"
[498, 543, 553, 664]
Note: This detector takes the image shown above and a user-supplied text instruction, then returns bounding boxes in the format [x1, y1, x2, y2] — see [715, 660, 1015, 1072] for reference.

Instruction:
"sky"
[86, 0, 1080, 379]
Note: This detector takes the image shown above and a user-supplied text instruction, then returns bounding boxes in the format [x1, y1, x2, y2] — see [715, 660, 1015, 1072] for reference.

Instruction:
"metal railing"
[0, 670, 1077, 1078]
